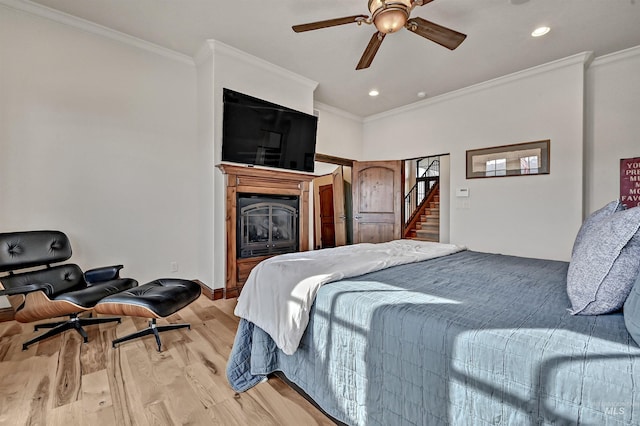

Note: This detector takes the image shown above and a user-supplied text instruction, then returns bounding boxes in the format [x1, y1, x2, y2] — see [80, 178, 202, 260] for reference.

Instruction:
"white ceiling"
[25, 0, 640, 117]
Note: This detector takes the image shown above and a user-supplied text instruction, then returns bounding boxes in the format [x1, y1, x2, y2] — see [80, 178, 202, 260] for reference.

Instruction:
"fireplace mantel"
[218, 163, 314, 297]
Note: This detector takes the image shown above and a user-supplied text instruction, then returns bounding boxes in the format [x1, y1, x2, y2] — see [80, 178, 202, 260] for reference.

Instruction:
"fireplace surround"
[218, 163, 313, 297]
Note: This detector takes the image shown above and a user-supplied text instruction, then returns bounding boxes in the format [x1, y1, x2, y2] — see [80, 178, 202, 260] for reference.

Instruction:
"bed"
[227, 203, 640, 425]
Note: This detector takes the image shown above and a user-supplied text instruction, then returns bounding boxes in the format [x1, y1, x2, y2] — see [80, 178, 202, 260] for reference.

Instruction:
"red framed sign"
[621, 157, 640, 208]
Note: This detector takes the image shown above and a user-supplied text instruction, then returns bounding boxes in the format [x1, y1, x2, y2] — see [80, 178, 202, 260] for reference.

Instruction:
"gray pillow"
[572, 200, 623, 256]
[624, 273, 640, 346]
[567, 205, 640, 315]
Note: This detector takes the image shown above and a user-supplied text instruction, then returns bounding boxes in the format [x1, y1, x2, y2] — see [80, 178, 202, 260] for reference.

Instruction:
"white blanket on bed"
[234, 240, 465, 355]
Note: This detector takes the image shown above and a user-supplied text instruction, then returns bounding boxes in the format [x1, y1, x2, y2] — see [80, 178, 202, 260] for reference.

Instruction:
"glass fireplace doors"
[237, 194, 299, 258]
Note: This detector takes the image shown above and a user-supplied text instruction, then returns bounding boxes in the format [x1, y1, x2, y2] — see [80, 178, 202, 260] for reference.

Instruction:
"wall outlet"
[170, 261, 179, 272]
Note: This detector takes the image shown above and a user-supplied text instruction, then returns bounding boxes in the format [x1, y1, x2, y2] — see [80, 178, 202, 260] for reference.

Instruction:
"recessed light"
[531, 26, 550, 37]
[369, 89, 379, 97]
[417, 91, 426, 98]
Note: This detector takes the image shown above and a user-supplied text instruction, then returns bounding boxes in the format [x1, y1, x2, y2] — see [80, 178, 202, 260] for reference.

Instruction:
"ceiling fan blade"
[292, 15, 369, 33]
[356, 32, 386, 70]
[406, 17, 466, 50]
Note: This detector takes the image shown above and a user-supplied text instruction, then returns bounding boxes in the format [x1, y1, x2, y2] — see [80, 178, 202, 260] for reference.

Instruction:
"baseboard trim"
[0, 307, 15, 322]
[193, 280, 224, 300]
[224, 287, 241, 299]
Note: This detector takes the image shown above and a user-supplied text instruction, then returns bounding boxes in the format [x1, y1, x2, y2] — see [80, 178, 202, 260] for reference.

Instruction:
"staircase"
[406, 186, 440, 242]
[402, 156, 440, 242]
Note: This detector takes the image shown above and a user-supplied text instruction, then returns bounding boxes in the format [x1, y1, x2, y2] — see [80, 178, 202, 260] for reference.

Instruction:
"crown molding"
[205, 40, 318, 92]
[0, 0, 194, 65]
[314, 102, 364, 123]
[591, 44, 640, 67]
[194, 41, 214, 67]
[364, 51, 593, 123]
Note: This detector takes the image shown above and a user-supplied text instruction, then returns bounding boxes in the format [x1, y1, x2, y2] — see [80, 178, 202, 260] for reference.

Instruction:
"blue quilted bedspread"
[227, 251, 640, 425]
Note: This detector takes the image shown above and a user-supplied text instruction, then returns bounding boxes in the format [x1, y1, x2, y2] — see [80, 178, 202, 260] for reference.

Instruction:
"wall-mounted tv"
[222, 88, 318, 173]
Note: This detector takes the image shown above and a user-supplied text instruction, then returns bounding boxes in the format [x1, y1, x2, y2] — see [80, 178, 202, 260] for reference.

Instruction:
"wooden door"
[331, 166, 347, 247]
[319, 184, 336, 248]
[352, 160, 403, 244]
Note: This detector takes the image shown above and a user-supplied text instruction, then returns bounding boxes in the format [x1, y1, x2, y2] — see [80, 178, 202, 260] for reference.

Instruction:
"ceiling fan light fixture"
[368, 0, 412, 33]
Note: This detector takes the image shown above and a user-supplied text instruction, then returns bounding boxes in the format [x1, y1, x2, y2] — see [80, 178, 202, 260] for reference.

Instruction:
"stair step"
[414, 234, 439, 242]
[420, 222, 440, 231]
[416, 228, 439, 236]
[420, 211, 439, 219]
[411, 236, 439, 243]
[418, 220, 438, 227]
[421, 223, 439, 230]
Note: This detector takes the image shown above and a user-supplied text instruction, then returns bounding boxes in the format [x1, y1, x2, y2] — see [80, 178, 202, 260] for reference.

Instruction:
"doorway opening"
[402, 154, 450, 243]
[313, 154, 353, 249]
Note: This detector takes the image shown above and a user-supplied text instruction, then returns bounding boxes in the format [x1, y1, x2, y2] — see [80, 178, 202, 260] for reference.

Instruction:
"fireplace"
[218, 163, 313, 298]
[237, 194, 299, 258]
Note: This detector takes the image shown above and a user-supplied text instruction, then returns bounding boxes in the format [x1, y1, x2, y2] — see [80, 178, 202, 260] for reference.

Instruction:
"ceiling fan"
[292, 0, 467, 70]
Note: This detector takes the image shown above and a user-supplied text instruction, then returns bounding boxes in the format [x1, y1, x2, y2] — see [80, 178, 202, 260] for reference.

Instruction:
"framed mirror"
[466, 140, 550, 179]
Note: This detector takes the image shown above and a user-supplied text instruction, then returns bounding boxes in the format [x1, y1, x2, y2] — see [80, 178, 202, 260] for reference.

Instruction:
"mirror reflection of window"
[486, 158, 507, 176]
[520, 155, 539, 174]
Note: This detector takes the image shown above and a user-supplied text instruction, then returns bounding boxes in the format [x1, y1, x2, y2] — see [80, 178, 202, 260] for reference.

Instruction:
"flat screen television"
[222, 88, 318, 173]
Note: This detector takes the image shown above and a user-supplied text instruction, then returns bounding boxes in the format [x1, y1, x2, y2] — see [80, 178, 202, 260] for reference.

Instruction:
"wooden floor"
[0, 296, 335, 426]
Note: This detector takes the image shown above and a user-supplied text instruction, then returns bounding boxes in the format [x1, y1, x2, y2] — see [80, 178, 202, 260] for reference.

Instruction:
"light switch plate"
[456, 188, 470, 197]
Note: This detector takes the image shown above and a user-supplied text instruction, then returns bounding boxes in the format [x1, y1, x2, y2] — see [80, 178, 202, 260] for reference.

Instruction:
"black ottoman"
[95, 278, 201, 351]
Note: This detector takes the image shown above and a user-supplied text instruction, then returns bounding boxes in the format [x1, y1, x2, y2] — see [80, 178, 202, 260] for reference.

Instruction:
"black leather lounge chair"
[0, 230, 138, 350]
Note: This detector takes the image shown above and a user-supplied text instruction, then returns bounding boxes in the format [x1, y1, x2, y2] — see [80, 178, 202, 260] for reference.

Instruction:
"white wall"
[195, 41, 317, 289]
[362, 54, 590, 261]
[0, 6, 199, 283]
[314, 102, 363, 160]
[439, 155, 451, 244]
[585, 46, 640, 214]
[195, 45, 215, 289]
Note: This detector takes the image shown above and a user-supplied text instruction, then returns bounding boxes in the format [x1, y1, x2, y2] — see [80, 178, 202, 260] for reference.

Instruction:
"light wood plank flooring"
[0, 296, 335, 426]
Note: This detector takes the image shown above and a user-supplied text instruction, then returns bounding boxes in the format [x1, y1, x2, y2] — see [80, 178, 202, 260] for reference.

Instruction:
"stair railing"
[404, 158, 440, 227]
